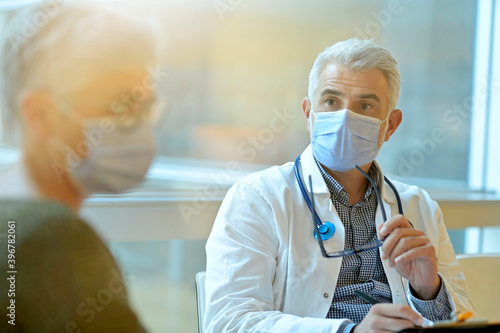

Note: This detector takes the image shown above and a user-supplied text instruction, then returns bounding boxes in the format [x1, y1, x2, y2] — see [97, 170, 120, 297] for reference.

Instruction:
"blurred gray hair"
[0, 0, 160, 144]
[308, 38, 401, 112]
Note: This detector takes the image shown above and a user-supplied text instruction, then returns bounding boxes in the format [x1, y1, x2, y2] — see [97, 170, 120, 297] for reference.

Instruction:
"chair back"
[457, 254, 500, 321]
[195, 271, 206, 333]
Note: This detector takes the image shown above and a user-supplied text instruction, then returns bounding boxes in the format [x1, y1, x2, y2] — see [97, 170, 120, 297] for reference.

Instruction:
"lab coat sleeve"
[432, 200, 476, 316]
[404, 187, 476, 317]
[204, 179, 346, 333]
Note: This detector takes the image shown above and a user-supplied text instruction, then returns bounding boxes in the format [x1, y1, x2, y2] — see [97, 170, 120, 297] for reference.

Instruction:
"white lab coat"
[205, 145, 474, 333]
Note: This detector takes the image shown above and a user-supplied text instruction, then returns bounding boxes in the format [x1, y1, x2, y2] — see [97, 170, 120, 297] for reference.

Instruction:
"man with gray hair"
[0, 1, 161, 331]
[205, 39, 474, 332]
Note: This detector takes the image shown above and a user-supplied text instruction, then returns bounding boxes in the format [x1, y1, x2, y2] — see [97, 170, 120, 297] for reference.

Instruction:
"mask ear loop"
[51, 95, 87, 127]
[309, 108, 315, 141]
[382, 110, 393, 123]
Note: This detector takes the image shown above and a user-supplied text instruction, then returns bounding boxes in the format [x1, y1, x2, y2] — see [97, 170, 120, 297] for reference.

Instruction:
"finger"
[353, 324, 393, 333]
[379, 214, 412, 238]
[389, 237, 430, 266]
[373, 304, 424, 326]
[394, 242, 436, 265]
[354, 328, 391, 333]
[371, 317, 415, 332]
[380, 228, 426, 260]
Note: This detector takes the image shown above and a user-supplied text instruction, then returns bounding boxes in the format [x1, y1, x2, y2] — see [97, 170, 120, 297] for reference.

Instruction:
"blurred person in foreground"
[0, 1, 162, 331]
[205, 39, 474, 333]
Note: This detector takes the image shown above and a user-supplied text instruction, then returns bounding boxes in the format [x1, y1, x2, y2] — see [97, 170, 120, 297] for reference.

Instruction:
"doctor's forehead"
[316, 63, 390, 100]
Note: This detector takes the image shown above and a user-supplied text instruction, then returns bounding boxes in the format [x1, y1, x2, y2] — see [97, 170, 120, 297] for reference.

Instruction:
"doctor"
[205, 39, 474, 333]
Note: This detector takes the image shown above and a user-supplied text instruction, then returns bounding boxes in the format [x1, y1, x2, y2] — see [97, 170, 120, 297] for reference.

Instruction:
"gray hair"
[308, 38, 401, 112]
[0, 0, 159, 144]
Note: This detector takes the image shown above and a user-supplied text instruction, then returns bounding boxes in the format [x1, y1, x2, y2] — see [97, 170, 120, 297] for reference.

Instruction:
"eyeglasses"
[54, 93, 166, 128]
[109, 93, 166, 127]
[308, 166, 387, 258]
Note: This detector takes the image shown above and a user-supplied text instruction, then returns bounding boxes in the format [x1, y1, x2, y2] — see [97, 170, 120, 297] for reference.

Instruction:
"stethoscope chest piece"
[314, 221, 336, 241]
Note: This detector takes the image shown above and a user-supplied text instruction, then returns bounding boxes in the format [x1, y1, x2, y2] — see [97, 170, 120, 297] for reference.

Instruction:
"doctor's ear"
[384, 109, 402, 141]
[302, 97, 312, 130]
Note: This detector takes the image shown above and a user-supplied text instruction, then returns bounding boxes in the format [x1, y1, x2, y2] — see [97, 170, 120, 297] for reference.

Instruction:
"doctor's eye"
[360, 103, 373, 111]
[325, 98, 339, 107]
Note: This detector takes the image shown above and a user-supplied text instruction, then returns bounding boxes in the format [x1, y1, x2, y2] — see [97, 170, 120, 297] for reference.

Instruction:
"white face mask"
[310, 109, 389, 171]
[68, 121, 155, 195]
[53, 100, 156, 195]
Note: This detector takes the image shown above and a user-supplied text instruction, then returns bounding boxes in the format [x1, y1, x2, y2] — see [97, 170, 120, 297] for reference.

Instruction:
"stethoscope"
[294, 155, 404, 241]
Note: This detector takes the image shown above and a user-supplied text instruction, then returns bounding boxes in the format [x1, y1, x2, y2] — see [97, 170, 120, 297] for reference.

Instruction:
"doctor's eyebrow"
[320, 89, 343, 98]
[357, 93, 381, 103]
[319, 90, 381, 104]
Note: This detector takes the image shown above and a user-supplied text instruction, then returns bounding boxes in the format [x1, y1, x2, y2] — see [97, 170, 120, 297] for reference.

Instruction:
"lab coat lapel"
[299, 145, 346, 255]
[375, 162, 409, 306]
[299, 145, 329, 196]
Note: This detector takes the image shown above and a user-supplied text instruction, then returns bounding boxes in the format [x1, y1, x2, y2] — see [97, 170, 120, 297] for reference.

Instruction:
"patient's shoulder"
[0, 199, 89, 243]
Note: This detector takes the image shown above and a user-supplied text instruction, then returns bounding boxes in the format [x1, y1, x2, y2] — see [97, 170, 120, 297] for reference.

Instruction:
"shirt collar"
[315, 159, 380, 205]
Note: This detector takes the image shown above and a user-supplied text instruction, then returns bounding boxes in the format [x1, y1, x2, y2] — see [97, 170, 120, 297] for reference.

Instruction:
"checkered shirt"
[315, 161, 453, 332]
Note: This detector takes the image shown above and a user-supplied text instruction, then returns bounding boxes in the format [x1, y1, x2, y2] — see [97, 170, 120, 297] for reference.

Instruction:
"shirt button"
[396, 290, 400, 297]
[323, 293, 329, 298]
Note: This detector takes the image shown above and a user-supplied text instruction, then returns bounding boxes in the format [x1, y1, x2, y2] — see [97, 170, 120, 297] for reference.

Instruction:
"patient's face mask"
[310, 109, 389, 171]
[52, 98, 156, 195]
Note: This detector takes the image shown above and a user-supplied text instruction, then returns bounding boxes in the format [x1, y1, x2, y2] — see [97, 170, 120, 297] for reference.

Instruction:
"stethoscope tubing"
[294, 156, 323, 228]
[294, 155, 404, 232]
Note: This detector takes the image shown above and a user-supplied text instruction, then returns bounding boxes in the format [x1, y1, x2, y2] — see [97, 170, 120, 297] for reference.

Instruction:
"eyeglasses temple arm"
[355, 166, 387, 222]
[384, 175, 404, 215]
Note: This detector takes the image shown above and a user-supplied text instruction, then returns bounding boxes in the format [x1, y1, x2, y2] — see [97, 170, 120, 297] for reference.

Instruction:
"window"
[148, 0, 483, 191]
[1, 0, 498, 192]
